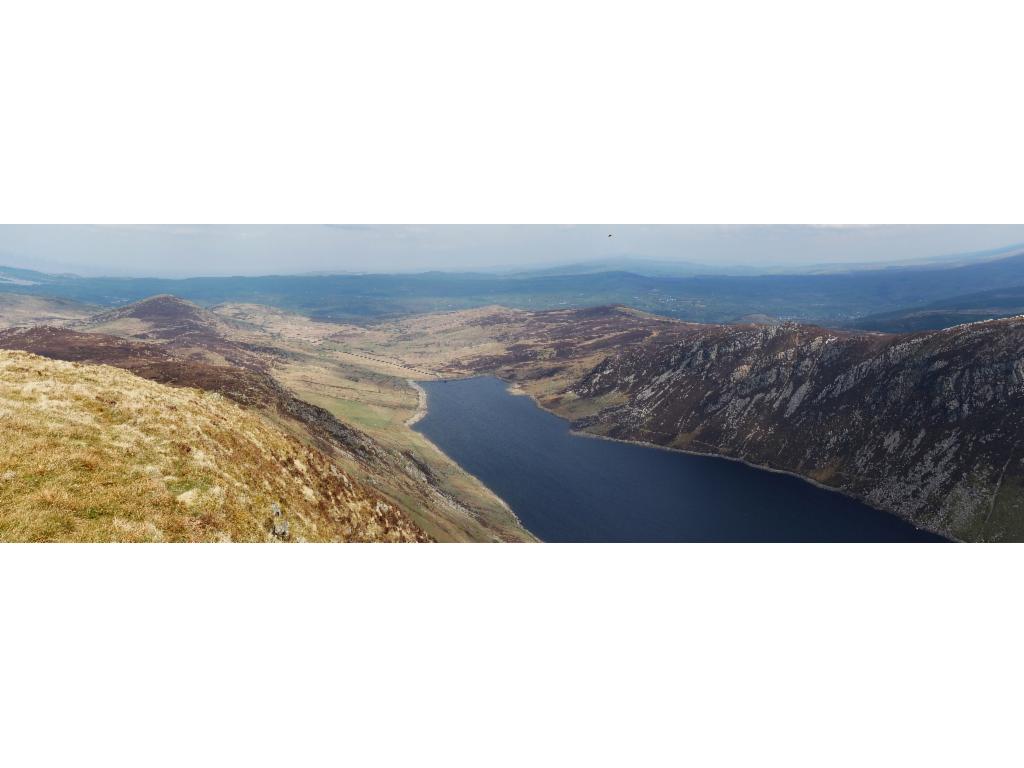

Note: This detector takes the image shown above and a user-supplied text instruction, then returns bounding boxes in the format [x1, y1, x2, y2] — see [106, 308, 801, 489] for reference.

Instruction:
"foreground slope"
[0, 350, 427, 542]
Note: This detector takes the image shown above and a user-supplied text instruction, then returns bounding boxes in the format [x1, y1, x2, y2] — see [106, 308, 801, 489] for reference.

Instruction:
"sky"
[1, 225, 1024, 278]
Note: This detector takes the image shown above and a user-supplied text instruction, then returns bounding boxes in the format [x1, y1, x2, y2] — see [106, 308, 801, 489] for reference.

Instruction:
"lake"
[413, 377, 944, 542]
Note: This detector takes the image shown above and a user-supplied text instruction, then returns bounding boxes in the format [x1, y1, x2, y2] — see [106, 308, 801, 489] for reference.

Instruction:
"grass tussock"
[0, 350, 428, 542]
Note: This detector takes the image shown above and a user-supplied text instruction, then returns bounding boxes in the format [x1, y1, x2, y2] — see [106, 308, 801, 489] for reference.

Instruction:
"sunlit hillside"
[0, 350, 428, 542]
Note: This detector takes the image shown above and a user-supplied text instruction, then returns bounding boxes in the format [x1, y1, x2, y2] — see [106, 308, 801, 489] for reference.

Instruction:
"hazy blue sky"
[1, 225, 1024, 277]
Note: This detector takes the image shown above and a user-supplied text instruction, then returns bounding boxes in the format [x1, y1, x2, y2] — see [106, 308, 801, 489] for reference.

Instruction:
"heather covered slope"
[73, 294, 273, 369]
[0, 350, 428, 542]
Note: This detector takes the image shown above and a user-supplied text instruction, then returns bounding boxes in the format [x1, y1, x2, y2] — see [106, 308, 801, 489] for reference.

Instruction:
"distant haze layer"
[1, 224, 1024, 277]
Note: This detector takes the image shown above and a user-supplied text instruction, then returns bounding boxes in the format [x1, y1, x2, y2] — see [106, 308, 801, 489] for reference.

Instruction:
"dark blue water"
[414, 377, 944, 542]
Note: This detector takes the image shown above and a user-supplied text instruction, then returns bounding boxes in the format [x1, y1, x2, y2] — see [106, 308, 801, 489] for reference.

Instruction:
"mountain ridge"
[5, 247, 1024, 325]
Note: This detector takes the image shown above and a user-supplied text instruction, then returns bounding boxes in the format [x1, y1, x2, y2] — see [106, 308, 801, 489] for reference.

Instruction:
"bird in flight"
[607, 233, 613, 238]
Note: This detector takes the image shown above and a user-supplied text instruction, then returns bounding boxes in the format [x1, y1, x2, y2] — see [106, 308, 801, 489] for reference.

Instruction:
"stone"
[270, 503, 288, 539]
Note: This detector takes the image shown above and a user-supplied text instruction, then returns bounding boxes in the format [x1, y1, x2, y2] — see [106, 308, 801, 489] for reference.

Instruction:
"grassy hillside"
[0, 350, 428, 542]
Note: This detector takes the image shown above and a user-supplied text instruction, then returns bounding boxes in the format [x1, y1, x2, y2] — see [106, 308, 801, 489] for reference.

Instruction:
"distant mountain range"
[854, 285, 1024, 332]
[499, 241, 1024, 278]
[4, 244, 1024, 329]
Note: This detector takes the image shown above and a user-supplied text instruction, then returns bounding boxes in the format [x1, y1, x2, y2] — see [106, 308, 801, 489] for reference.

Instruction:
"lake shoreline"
[504, 378, 952, 542]
[405, 379, 428, 426]
[416, 375, 942, 542]
[409, 378, 536, 541]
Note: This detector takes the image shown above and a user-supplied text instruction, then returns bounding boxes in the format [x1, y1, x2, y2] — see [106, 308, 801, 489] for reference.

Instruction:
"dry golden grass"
[0, 350, 428, 542]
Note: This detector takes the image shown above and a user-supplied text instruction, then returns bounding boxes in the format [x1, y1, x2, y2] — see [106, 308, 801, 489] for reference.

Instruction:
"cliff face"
[569, 318, 1024, 540]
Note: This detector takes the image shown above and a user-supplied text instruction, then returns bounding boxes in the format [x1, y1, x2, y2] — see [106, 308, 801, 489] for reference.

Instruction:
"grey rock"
[270, 503, 288, 539]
